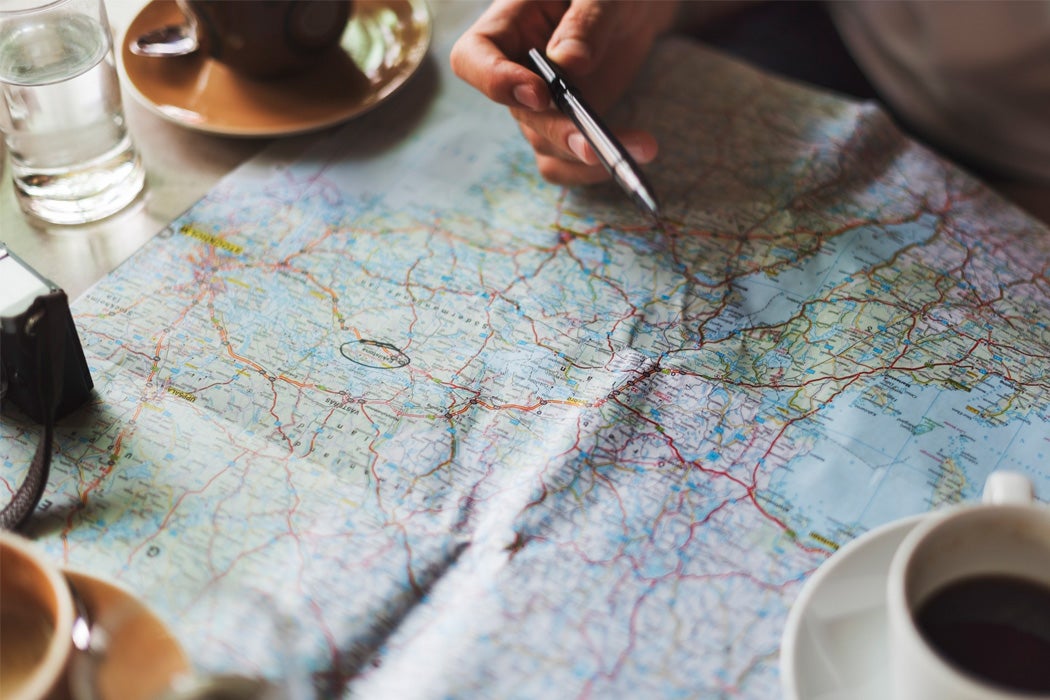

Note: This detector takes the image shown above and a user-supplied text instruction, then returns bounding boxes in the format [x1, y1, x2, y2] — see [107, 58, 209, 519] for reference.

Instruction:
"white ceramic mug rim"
[0, 532, 75, 700]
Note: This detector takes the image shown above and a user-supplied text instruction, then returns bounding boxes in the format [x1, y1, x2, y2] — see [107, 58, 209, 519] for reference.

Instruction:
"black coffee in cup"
[915, 574, 1050, 693]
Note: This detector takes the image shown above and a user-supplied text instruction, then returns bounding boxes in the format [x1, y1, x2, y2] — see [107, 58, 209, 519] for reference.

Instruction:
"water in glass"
[0, 8, 144, 224]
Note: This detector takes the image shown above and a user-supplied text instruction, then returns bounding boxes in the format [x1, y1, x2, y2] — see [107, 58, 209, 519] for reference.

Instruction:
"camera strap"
[0, 291, 68, 531]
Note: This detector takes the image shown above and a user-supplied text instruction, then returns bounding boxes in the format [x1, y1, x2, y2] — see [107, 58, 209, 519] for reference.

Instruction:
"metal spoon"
[63, 577, 282, 700]
[130, 22, 199, 57]
[66, 576, 106, 700]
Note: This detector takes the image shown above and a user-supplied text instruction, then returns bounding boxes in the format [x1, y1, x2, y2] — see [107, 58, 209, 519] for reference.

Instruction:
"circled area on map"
[340, 339, 411, 369]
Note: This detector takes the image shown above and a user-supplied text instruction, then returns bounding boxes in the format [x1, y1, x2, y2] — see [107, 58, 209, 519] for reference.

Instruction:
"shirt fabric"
[828, 0, 1050, 184]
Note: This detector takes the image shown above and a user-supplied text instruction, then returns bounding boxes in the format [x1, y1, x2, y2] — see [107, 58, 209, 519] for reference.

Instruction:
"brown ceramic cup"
[177, 0, 353, 79]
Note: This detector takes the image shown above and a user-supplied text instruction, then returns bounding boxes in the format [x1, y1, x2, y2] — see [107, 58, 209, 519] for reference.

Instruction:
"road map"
[4, 32, 1050, 699]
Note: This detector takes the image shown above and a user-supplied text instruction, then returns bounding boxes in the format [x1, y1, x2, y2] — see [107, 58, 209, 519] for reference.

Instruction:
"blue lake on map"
[764, 371, 1050, 547]
[703, 216, 934, 341]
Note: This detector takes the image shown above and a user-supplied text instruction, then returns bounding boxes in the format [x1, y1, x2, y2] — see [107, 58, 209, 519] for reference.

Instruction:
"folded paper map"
[4, 31, 1049, 699]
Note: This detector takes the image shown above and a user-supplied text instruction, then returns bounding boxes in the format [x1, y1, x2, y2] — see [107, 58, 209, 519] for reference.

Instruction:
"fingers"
[545, 0, 620, 78]
[450, 32, 545, 111]
[449, 0, 561, 112]
[450, 0, 666, 187]
[532, 138, 658, 187]
[546, 0, 678, 80]
[517, 116, 658, 186]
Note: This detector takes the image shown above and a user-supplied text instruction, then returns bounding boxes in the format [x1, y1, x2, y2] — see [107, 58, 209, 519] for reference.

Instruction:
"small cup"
[886, 471, 1050, 699]
[0, 532, 76, 700]
[178, 0, 352, 79]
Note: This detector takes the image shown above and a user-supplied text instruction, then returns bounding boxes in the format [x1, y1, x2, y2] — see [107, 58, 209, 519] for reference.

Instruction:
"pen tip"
[633, 191, 661, 222]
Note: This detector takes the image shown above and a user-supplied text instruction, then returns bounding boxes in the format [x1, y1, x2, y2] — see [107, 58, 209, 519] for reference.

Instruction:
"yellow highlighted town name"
[167, 387, 197, 402]
[180, 225, 244, 255]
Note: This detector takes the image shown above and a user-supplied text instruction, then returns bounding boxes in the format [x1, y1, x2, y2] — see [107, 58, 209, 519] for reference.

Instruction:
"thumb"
[546, 0, 618, 77]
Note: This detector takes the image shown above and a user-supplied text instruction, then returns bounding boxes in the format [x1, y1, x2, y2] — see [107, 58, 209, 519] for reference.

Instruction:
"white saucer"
[780, 514, 927, 699]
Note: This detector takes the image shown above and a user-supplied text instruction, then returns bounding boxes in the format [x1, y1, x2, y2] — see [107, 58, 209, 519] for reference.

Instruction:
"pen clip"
[527, 49, 573, 113]
[527, 48, 557, 83]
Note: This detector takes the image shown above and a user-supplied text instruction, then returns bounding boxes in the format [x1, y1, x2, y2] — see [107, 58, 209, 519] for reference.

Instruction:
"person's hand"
[450, 0, 678, 186]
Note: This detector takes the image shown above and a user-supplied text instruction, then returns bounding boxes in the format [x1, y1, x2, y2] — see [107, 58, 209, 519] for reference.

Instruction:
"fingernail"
[567, 133, 591, 163]
[626, 142, 655, 164]
[549, 38, 590, 66]
[513, 84, 545, 111]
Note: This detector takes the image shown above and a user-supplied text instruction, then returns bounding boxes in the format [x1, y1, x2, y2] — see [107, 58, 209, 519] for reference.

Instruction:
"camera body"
[1, 244, 93, 422]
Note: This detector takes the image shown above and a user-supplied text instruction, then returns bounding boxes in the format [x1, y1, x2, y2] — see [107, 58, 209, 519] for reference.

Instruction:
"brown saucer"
[64, 569, 190, 700]
[121, 0, 432, 137]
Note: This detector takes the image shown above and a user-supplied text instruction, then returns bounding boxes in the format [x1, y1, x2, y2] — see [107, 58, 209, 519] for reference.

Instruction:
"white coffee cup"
[886, 471, 1050, 699]
[0, 531, 76, 700]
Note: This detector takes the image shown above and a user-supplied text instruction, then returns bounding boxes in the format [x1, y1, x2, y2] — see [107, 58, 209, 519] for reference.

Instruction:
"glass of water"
[0, 0, 144, 225]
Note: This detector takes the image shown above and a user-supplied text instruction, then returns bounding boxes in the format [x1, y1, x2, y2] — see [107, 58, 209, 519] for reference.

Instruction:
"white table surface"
[0, 0, 483, 301]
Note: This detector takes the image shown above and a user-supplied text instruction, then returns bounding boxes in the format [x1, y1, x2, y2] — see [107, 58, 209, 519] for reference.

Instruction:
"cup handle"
[981, 470, 1035, 505]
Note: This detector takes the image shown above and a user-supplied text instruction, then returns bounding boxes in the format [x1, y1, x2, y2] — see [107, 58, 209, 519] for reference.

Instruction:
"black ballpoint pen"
[527, 48, 661, 220]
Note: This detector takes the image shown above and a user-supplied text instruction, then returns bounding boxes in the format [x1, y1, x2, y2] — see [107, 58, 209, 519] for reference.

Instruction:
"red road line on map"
[70, 397, 151, 523]
[80, 192, 1020, 584]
